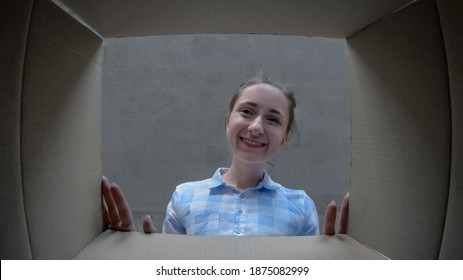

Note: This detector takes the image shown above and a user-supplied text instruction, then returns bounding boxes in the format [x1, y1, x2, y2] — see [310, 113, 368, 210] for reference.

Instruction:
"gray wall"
[102, 34, 349, 231]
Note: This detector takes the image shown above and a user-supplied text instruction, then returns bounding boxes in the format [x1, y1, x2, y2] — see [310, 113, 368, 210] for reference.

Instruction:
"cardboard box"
[1, 0, 461, 259]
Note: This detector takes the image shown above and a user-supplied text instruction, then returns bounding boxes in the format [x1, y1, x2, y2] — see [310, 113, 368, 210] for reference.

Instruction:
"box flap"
[75, 231, 386, 260]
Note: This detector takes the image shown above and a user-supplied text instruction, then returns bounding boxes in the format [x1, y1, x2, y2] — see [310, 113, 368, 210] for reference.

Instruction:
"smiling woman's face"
[226, 83, 290, 166]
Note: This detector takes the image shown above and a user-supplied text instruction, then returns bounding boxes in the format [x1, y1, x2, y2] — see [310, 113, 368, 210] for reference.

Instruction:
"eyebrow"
[240, 101, 282, 116]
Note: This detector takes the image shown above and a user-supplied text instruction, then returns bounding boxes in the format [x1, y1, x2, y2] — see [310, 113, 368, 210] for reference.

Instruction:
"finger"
[103, 179, 122, 229]
[143, 215, 157, 234]
[102, 196, 111, 230]
[323, 200, 337, 235]
[101, 176, 116, 229]
[337, 192, 349, 234]
[110, 183, 136, 231]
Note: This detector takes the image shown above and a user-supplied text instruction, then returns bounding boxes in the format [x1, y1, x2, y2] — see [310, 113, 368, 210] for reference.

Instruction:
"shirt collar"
[208, 167, 279, 191]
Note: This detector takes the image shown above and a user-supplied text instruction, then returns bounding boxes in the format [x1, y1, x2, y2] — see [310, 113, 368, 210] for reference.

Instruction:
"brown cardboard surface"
[74, 231, 386, 260]
[436, 0, 463, 260]
[57, 0, 413, 38]
[348, 0, 451, 259]
[20, 0, 103, 259]
[0, 0, 34, 260]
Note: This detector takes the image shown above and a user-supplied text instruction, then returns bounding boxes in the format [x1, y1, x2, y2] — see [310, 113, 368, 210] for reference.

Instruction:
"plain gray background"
[102, 34, 349, 231]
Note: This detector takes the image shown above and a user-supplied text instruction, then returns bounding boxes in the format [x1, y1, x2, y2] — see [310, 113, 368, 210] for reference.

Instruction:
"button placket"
[233, 193, 245, 236]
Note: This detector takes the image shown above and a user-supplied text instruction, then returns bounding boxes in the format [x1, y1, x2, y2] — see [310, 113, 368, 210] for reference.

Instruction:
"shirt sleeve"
[162, 189, 186, 234]
[302, 194, 320, 235]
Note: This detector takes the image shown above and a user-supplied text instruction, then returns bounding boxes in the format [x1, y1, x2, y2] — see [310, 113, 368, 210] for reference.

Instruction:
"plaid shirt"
[162, 168, 319, 236]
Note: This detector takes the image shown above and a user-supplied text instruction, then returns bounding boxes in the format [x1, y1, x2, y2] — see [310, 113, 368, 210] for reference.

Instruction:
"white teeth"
[241, 137, 265, 146]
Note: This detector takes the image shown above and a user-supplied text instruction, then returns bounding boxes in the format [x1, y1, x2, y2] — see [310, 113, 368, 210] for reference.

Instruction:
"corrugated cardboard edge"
[74, 231, 387, 260]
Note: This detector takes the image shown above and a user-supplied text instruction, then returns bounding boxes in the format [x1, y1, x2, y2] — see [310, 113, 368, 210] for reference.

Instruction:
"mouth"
[239, 136, 267, 148]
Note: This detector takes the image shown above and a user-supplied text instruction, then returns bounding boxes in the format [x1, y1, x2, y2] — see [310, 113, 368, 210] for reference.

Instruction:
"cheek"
[270, 129, 288, 146]
[227, 115, 245, 132]
[225, 122, 238, 143]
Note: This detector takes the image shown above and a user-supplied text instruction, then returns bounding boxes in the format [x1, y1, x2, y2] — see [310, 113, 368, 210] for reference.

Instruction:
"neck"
[223, 160, 265, 191]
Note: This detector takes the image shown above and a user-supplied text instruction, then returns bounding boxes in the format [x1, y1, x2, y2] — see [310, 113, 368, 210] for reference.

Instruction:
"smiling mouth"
[240, 137, 267, 148]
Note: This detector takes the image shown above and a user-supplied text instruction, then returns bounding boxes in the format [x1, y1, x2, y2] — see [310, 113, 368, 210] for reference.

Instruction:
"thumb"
[143, 215, 157, 234]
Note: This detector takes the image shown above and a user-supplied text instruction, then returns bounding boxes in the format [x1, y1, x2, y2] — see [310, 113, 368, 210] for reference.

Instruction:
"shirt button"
[235, 229, 241, 234]
[238, 209, 242, 214]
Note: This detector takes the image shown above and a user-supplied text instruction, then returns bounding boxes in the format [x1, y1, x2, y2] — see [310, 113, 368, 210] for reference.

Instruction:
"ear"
[280, 134, 289, 146]
[225, 117, 230, 131]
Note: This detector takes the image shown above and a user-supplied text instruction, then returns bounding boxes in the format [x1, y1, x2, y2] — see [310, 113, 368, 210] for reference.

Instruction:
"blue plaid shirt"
[162, 168, 319, 236]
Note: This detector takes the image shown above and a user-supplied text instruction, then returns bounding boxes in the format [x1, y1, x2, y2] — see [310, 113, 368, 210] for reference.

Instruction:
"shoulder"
[273, 184, 316, 208]
[174, 168, 225, 193]
[167, 178, 214, 207]
[264, 172, 315, 205]
[172, 176, 218, 198]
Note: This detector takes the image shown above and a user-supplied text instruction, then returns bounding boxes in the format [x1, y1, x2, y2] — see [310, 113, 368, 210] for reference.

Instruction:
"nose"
[248, 116, 264, 135]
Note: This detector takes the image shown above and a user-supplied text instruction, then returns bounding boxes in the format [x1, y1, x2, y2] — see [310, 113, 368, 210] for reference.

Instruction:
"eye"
[267, 116, 281, 125]
[240, 108, 254, 117]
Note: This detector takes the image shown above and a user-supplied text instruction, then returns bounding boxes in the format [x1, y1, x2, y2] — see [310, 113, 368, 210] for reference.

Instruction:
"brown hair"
[228, 73, 297, 139]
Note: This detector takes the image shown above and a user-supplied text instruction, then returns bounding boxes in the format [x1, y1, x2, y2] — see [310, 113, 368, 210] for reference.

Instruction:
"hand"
[102, 175, 157, 233]
[323, 192, 349, 235]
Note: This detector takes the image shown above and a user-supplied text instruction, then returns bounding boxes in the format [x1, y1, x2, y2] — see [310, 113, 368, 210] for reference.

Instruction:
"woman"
[102, 74, 349, 235]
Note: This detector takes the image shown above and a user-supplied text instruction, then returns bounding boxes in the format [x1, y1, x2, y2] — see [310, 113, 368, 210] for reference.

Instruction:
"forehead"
[236, 84, 290, 115]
